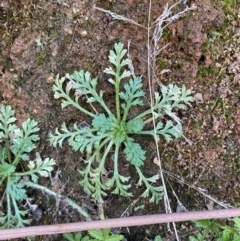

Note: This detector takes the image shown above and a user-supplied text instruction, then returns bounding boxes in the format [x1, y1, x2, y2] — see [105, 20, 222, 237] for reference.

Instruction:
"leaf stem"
[6, 192, 11, 227]
[23, 181, 91, 221]
[65, 92, 96, 118]
[3, 120, 12, 163]
[113, 144, 120, 175]
[115, 59, 122, 121]
[89, 92, 113, 117]
[12, 142, 26, 167]
[121, 99, 132, 124]
[54, 76, 96, 118]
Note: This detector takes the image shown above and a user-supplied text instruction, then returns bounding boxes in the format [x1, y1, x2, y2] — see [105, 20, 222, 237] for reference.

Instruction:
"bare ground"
[1, 0, 240, 240]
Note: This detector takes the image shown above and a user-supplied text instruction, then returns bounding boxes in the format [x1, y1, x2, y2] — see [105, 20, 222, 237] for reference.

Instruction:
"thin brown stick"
[1, 208, 240, 240]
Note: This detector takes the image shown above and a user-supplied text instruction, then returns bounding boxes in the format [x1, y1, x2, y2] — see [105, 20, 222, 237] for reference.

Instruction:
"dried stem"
[0, 208, 240, 240]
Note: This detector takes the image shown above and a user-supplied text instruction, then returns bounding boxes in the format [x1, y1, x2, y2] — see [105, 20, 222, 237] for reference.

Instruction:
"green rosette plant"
[50, 42, 194, 204]
[0, 105, 56, 228]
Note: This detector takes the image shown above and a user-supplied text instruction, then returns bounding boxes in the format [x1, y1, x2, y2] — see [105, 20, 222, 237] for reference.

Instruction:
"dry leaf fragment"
[194, 93, 204, 103]
[26, 198, 42, 221]
[65, 79, 75, 92]
[46, 74, 54, 83]
[205, 200, 214, 210]
[80, 31, 87, 37]
[153, 157, 161, 167]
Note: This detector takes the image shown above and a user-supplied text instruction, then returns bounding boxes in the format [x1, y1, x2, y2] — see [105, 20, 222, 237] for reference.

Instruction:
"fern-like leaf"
[11, 119, 40, 162]
[124, 137, 145, 167]
[119, 77, 145, 108]
[26, 158, 56, 183]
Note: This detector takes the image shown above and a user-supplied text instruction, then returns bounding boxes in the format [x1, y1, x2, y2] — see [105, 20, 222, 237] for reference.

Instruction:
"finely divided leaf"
[11, 119, 40, 161]
[88, 229, 103, 240]
[124, 137, 145, 167]
[107, 174, 132, 197]
[71, 70, 98, 95]
[53, 73, 100, 117]
[119, 77, 145, 108]
[126, 118, 144, 133]
[234, 218, 240, 231]
[92, 114, 114, 132]
[104, 42, 131, 80]
[140, 179, 164, 203]
[88, 229, 124, 241]
[112, 42, 131, 68]
[162, 84, 182, 102]
[0, 105, 57, 229]
[0, 210, 31, 229]
[0, 163, 16, 177]
[71, 70, 92, 84]
[49, 122, 74, 147]
[27, 158, 56, 183]
[6, 177, 27, 201]
[0, 145, 7, 163]
[0, 105, 17, 128]
[181, 85, 194, 104]
[156, 121, 182, 142]
[160, 84, 194, 109]
[79, 170, 96, 196]
[63, 233, 79, 241]
[71, 71, 110, 112]
[63, 232, 85, 241]
[53, 75, 65, 98]
[119, 70, 131, 80]
[0, 105, 18, 139]
[105, 235, 125, 241]
[70, 131, 105, 154]
[50, 123, 97, 154]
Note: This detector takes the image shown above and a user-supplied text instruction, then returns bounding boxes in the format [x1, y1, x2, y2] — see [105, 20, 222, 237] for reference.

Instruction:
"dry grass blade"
[95, 1, 197, 240]
[151, 0, 197, 76]
[94, 0, 196, 240]
[163, 169, 233, 209]
[94, 6, 147, 29]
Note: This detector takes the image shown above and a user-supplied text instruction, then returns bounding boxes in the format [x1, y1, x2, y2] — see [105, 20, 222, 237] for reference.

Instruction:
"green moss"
[197, 64, 219, 82]
[209, 137, 223, 148]
[183, 76, 191, 83]
[162, 28, 170, 40]
[86, 61, 97, 74]
[210, 0, 238, 17]
[192, 120, 203, 130]
[49, 29, 59, 38]
[222, 0, 238, 16]
[156, 57, 169, 70]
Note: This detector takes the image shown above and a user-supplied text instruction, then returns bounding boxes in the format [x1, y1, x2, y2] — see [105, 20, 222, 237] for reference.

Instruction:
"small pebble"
[81, 30, 87, 37]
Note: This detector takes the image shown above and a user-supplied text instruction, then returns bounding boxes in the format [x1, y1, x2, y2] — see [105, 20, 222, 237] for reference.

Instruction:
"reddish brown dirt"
[1, 0, 240, 240]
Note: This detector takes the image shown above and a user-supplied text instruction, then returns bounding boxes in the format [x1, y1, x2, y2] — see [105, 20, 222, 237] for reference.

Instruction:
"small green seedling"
[50, 42, 194, 204]
[0, 105, 55, 228]
[64, 229, 124, 241]
[189, 218, 240, 241]
[154, 235, 162, 241]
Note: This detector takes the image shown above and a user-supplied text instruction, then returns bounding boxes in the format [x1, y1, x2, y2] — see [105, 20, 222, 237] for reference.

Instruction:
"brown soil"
[1, 0, 240, 240]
